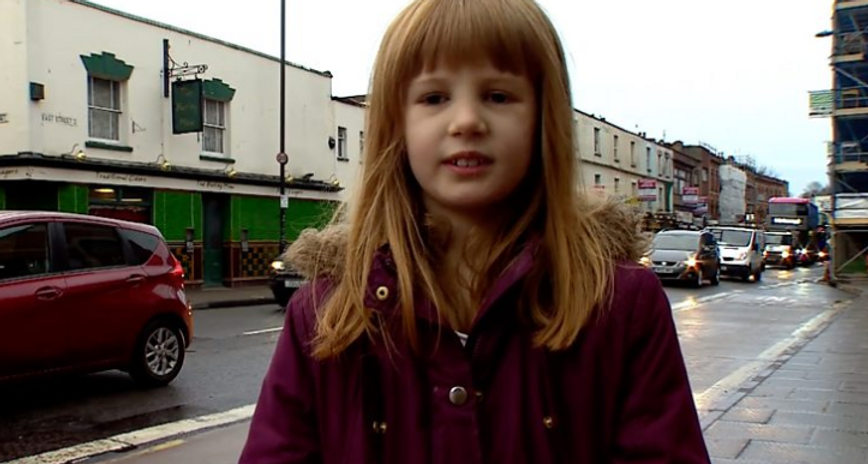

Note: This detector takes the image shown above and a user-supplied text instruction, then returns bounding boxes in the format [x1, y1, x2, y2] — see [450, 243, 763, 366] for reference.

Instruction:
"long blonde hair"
[312, 0, 615, 359]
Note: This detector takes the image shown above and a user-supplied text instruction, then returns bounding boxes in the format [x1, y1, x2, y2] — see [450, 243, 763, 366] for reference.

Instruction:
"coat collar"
[363, 240, 540, 327]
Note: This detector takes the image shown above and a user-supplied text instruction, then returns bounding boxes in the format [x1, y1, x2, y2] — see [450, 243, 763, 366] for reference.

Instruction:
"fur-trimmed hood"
[281, 196, 651, 280]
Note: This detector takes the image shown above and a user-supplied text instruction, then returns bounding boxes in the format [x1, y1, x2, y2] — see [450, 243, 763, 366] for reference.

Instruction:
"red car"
[0, 211, 193, 387]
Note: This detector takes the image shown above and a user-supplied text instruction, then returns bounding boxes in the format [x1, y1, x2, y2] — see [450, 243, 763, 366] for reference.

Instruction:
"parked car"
[269, 258, 306, 309]
[0, 211, 193, 387]
[640, 229, 721, 287]
[707, 226, 765, 282]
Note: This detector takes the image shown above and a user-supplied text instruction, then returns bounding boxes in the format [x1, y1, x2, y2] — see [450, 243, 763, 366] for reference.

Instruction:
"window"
[359, 131, 365, 158]
[632, 181, 638, 197]
[658, 151, 664, 176]
[203, 99, 226, 154]
[594, 174, 602, 185]
[63, 223, 125, 271]
[337, 126, 348, 161]
[594, 128, 601, 156]
[646, 147, 652, 173]
[121, 229, 160, 266]
[88, 76, 121, 141]
[630, 141, 637, 167]
[703, 168, 709, 183]
[614, 177, 620, 193]
[0, 223, 50, 280]
[613, 135, 620, 162]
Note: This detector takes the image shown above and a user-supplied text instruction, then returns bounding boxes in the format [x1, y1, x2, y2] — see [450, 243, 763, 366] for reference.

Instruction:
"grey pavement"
[703, 285, 868, 463]
[186, 285, 276, 310]
[90, 422, 249, 464]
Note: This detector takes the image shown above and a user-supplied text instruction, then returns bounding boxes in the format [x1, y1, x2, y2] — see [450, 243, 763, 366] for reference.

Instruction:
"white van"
[706, 226, 765, 282]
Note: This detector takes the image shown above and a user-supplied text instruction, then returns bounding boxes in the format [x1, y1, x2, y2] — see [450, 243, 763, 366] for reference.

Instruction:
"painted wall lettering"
[95, 172, 148, 184]
[41, 113, 78, 127]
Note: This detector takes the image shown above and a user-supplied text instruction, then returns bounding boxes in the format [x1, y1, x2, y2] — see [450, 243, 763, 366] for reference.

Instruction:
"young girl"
[240, 0, 711, 462]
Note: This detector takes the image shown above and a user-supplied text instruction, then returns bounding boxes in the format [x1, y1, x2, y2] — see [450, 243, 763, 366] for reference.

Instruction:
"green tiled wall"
[229, 196, 336, 242]
[153, 190, 203, 241]
[57, 184, 88, 214]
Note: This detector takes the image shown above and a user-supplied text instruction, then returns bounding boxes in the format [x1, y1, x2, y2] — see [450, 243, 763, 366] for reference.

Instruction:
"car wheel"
[710, 265, 721, 286]
[130, 319, 186, 388]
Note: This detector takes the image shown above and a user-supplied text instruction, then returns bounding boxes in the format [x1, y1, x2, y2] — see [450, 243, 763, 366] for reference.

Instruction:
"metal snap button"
[543, 416, 555, 429]
[375, 286, 389, 301]
[448, 386, 468, 406]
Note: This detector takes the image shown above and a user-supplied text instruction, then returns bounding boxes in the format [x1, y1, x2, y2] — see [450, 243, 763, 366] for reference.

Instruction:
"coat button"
[448, 386, 468, 406]
[375, 286, 389, 301]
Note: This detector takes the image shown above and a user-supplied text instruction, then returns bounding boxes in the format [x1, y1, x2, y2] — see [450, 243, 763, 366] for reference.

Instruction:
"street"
[0, 264, 858, 464]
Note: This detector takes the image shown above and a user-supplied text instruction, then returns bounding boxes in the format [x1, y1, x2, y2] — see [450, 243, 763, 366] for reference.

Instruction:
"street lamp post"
[278, 0, 288, 254]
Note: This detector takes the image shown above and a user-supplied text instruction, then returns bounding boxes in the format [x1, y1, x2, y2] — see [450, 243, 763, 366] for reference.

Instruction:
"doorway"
[202, 193, 229, 287]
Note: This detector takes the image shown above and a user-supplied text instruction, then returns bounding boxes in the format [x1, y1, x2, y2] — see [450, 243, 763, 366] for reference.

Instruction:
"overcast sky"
[88, 0, 833, 194]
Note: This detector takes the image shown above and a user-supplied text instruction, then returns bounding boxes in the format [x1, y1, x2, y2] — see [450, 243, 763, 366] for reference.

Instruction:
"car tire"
[130, 319, 186, 388]
[710, 265, 721, 286]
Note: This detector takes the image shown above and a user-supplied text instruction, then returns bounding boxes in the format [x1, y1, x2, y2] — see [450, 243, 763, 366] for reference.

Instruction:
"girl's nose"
[448, 97, 488, 137]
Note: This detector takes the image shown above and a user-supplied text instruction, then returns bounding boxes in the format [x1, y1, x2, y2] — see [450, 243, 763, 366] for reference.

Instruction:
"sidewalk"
[702, 284, 868, 463]
[95, 422, 250, 464]
[186, 285, 276, 310]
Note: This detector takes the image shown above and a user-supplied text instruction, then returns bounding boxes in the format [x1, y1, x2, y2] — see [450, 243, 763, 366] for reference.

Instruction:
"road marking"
[671, 291, 740, 313]
[104, 439, 186, 463]
[2, 405, 255, 464]
[693, 302, 847, 419]
[242, 327, 282, 336]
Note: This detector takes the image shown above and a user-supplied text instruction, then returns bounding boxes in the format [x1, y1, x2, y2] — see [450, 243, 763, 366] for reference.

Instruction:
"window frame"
[593, 128, 602, 156]
[87, 76, 122, 142]
[202, 98, 227, 155]
[337, 126, 348, 161]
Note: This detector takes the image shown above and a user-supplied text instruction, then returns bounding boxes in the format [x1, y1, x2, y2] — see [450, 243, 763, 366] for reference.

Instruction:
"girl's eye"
[421, 93, 447, 105]
[488, 91, 511, 104]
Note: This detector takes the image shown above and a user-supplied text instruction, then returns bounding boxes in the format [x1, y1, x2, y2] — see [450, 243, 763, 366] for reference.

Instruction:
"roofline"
[332, 96, 368, 108]
[573, 108, 654, 142]
[68, 0, 333, 78]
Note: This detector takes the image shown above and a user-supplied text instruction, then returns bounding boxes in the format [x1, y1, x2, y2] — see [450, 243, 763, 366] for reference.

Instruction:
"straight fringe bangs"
[311, 0, 615, 359]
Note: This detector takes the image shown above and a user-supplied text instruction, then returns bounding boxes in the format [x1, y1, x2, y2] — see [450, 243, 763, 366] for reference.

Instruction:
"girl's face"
[404, 61, 536, 221]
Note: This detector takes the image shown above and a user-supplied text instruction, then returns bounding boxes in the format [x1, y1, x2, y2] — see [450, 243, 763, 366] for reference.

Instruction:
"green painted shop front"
[0, 181, 335, 288]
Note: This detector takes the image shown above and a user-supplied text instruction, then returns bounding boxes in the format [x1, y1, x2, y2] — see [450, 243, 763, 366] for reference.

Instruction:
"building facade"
[574, 111, 673, 214]
[0, 0, 364, 287]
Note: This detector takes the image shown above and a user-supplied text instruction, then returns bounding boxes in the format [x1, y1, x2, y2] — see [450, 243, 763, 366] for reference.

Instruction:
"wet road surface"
[0, 264, 848, 462]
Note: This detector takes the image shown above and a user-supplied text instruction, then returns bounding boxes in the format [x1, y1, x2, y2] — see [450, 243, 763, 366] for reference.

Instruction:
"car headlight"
[782, 250, 790, 258]
[737, 252, 748, 261]
[684, 258, 697, 268]
[640, 256, 652, 267]
[271, 260, 286, 271]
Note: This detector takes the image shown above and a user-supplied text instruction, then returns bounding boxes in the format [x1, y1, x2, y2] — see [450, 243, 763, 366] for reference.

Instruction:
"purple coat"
[240, 233, 710, 463]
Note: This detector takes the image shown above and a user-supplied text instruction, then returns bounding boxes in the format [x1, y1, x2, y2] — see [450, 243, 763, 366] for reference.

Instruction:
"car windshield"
[712, 229, 753, 247]
[766, 234, 793, 246]
[652, 234, 698, 251]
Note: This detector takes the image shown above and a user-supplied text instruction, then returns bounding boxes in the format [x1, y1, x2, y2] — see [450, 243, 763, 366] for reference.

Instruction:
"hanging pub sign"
[172, 79, 203, 134]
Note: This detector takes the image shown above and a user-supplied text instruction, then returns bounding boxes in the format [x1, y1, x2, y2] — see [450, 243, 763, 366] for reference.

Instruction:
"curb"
[191, 297, 276, 310]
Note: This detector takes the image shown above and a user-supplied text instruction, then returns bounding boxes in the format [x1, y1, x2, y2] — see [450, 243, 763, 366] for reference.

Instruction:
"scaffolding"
[825, 0, 868, 284]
